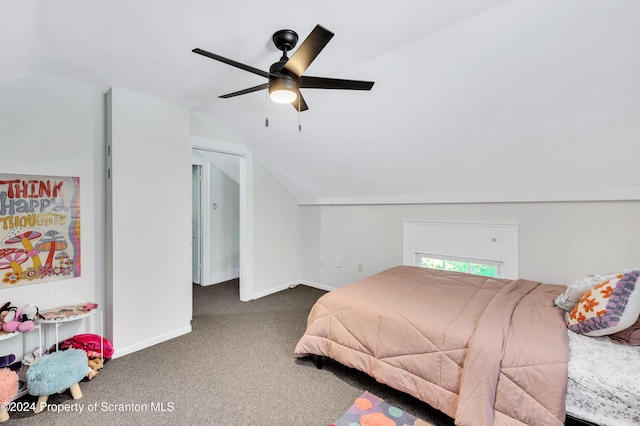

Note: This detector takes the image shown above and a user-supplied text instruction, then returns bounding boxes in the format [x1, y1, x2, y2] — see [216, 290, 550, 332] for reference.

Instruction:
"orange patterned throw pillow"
[567, 270, 640, 336]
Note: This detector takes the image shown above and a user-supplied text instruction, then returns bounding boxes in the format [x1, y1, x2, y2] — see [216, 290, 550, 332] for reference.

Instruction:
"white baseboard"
[251, 281, 297, 299]
[201, 267, 240, 286]
[249, 279, 338, 299]
[112, 325, 192, 359]
[298, 280, 336, 292]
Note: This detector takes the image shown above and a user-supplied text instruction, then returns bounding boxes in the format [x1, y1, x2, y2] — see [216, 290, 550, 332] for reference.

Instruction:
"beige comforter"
[294, 266, 568, 425]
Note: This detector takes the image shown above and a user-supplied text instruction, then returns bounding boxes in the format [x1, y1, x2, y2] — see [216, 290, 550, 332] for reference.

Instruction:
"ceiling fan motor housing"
[272, 29, 298, 54]
[269, 60, 298, 94]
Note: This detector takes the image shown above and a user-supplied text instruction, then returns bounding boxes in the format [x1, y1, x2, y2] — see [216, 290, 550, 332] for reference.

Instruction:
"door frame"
[191, 136, 253, 301]
[191, 158, 210, 286]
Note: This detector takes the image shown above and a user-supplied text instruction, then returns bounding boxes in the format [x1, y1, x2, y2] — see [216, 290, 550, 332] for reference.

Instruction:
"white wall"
[106, 87, 192, 357]
[209, 162, 240, 282]
[300, 201, 640, 289]
[252, 161, 301, 297]
[0, 76, 106, 351]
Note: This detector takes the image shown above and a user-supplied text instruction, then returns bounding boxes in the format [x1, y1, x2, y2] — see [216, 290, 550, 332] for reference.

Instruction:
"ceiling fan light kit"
[193, 24, 374, 130]
[268, 77, 298, 104]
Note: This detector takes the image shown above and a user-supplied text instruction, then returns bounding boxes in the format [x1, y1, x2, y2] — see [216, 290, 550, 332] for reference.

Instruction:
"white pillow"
[555, 272, 622, 311]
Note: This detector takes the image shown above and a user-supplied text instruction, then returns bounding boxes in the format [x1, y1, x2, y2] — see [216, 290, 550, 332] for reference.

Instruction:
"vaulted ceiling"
[2, 1, 639, 201]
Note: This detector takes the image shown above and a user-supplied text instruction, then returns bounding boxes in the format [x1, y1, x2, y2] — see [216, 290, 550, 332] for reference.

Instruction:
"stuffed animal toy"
[19, 304, 38, 323]
[88, 357, 103, 372]
[0, 302, 13, 325]
[87, 357, 103, 380]
[2, 305, 36, 333]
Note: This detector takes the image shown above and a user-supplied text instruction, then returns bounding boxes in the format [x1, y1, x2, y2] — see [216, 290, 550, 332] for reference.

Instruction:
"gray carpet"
[8, 280, 455, 425]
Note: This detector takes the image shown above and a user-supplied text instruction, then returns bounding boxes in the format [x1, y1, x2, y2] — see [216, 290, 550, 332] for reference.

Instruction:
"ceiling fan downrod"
[272, 29, 299, 59]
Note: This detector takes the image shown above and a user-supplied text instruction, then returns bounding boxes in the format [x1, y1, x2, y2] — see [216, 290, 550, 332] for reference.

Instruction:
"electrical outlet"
[336, 257, 342, 268]
[319, 255, 325, 265]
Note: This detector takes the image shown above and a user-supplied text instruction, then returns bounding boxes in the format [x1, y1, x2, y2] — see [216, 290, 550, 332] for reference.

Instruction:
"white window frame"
[403, 220, 519, 279]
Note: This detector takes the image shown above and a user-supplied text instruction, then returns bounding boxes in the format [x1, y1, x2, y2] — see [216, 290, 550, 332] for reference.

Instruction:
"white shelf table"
[37, 310, 103, 359]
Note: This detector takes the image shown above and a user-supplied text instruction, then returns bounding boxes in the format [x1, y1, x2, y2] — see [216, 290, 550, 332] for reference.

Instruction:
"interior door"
[192, 165, 202, 284]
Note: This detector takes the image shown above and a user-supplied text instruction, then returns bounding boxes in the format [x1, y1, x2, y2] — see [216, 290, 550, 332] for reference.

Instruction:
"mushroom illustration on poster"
[0, 173, 80, 288]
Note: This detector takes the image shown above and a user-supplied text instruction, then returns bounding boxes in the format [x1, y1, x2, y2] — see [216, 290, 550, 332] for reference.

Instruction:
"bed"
[294, 265, 640, 426]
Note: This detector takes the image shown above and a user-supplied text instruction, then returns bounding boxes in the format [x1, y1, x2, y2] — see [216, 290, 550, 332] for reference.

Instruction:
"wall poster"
[0, 173, 80, 288]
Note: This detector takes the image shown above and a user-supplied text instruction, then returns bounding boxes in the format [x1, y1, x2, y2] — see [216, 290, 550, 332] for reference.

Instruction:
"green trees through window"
[420, 256, 499, 278]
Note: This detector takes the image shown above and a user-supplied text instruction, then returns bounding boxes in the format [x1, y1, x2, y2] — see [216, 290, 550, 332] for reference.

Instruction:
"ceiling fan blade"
[299, 76, 374, 91]
[291, 92, 309, 112]
[219, 83, 270, 98]
[283, 25, 334, 78]
[193, 48, 271, 79]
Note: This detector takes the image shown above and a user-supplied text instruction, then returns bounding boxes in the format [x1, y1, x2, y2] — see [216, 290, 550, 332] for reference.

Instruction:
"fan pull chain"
[265, 90, 270, 127]
[298, 96, 302, 132]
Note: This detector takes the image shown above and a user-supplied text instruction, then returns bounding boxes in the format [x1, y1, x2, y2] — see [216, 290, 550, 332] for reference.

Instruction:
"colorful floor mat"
[331, 391, 433, 426]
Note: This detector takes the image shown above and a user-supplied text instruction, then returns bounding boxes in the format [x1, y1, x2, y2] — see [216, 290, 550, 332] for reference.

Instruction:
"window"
[403, 220, 518, 279]
[417, 253, 501, 278]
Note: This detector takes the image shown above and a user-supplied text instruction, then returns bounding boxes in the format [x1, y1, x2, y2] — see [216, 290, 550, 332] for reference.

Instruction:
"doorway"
[191, 138, 252, 301]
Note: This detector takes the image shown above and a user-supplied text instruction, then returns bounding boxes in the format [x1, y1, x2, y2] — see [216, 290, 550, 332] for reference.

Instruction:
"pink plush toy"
[2, 306, 36, 333]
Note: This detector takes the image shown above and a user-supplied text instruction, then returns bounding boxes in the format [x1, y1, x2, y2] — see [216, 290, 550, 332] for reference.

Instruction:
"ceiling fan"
[192, 25, 375, 114]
